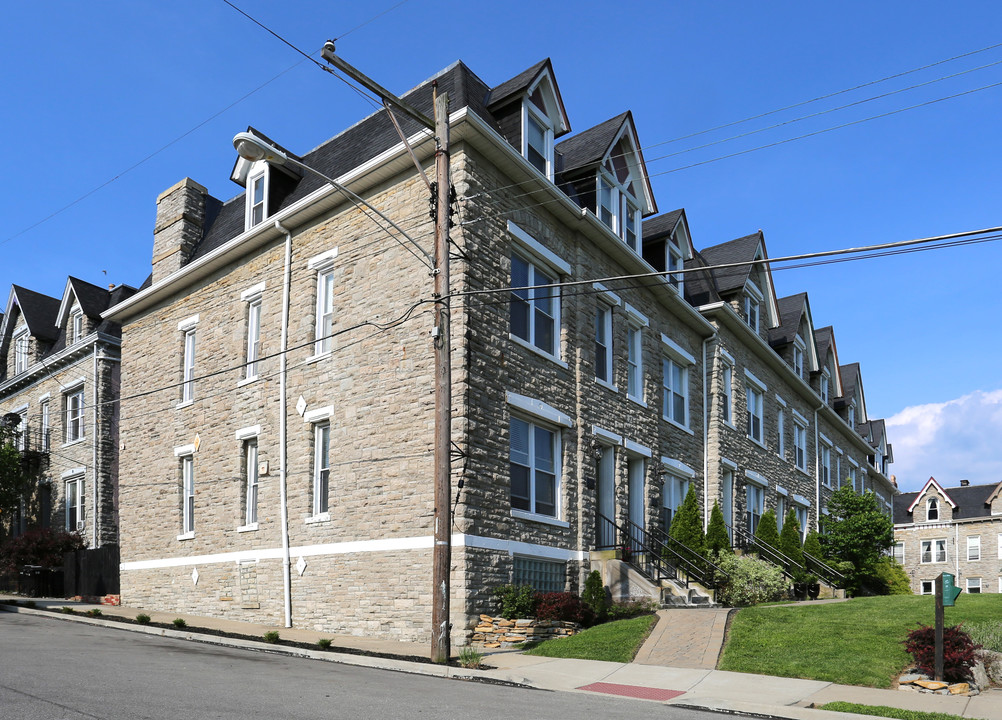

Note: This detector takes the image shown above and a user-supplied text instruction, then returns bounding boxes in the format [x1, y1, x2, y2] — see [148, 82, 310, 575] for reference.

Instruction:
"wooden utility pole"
[430, 86, 452, 664]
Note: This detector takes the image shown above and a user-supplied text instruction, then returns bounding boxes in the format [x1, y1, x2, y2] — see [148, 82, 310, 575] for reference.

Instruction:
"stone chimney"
[152, 178, 208, 284]
[960, 479, 970, 487]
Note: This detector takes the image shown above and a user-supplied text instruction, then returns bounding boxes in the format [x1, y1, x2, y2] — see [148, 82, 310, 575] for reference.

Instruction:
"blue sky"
[3, 2, 1001, 491]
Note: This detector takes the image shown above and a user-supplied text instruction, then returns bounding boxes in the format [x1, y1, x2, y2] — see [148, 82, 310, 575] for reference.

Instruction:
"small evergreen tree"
[803, 530, 824, 561]
[778, 508, 805, 575]
[753, 509, 780, 558]
[669, 485, 706, 560]
[705, 501, 731, 556]
[819, 486, 894, 594]
[581, 569, 609, 623]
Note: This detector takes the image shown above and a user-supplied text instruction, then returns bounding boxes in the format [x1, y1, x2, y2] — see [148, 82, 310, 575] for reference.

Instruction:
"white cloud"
[886, 389, 1002, 493]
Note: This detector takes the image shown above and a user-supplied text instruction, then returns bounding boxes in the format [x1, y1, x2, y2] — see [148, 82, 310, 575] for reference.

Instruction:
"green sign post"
[934, 572, 961, 680]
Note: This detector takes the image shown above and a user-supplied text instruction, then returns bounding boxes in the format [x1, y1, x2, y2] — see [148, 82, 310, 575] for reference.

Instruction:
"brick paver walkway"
[633, 608, 731, 669]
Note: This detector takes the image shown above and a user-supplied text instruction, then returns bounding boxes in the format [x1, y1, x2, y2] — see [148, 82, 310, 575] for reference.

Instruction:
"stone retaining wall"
[471, 614, 581, 648]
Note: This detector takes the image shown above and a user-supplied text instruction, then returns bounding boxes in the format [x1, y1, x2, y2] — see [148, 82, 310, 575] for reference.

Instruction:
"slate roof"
[681, 250, 722, 307]
[10, 285, 60, 342]
[642, 209, 684, 241]
[555, 112, 630, 176]
[893, 481, 1000, 522]
[836, 362, 861, 409]
[69, 276, 115, 319]
[769, 293, 808, 347]
[192, 61, 496, 264]
[486, 58, 550, 109]
[815, 326, 833, 368]
[697, 232, 763, 296]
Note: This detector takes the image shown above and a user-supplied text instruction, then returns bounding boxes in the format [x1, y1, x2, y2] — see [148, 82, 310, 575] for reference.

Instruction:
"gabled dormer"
[230, 127, 302, 232]
[487, 59, 570, 181]
[814, 326, 843, 406]
[769, 293, 819, 382]
[907, 477, 956, 523]
[642, 209, 695, 294]
[835, 362, 867, 429]
[987, 481, 1002, 515]
[555, 111, 656, 254]
[56, 277, 119, 347]
[0, 285, 60, 380]
[697, 231, 780, 339]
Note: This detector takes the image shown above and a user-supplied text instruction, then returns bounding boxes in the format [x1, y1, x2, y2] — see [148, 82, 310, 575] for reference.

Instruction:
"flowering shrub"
[903, 624, 980, 682]
[714, 552, 788, 606]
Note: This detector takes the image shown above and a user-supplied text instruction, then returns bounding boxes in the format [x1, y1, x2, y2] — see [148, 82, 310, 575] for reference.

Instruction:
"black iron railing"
[728, 522, 845, 589]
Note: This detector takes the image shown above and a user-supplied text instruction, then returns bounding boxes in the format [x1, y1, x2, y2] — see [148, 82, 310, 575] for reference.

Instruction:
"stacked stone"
[471, 615, 581, 648]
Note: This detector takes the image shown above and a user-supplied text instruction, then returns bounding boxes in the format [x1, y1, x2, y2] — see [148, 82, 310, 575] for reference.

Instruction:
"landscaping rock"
[898, 674, 923, 684]
[914, 681, 948, 690]
[983, 651, 1002, 684]
[948, 683, 970, 694]
[971, 659, 990, 690]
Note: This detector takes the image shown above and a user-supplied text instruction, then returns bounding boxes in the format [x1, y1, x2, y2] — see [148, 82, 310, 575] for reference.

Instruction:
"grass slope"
[524, 614, 658, 663]
[719, 595, 1002, 688]
[821, 702, 965, 720]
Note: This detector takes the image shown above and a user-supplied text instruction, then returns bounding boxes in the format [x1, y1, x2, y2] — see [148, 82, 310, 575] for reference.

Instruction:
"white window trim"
[967, 536, 981, 561]
[594, 303, 615, 391]
[235, 425, 261, 440]
[626, 324, 645, 406]
[591, 425, 623, 446]
[623, 438, 652, 458]
[967, 577, 982, 593]
[746, 384, 765, 446]
[241, 294, 263, 384]
[510, 509, 570, 528]
[623, 303, 649, 328]
[303, 405, 334, 424]
[793, 420, 809, 473]
[661, 355, 691, 433]
[63, 387, 86, 445]
[509, 247, 566, 367]
[245, 165, 269, 230]
[179, 453, 195, 540]
[506, 392, 572, 428]
[509, 415, 563, 521]
[592, 283, 622, 307]
[660, 333, 696, 365]
[744, 369, 767, 392]
[920, 538, 947, 564]
[745, 469, 769, 487]
[661, 456, 696, 478]
[522, 95, 555, 180]
[177, 314, 199, 332]
[311, 421, 331, 520]
[64, 473, 85, 532]
[174, 444, 196, 457]
[507, 221, 572, 275]
[307, 248, 339, 272]
[776, 485, 790, 497]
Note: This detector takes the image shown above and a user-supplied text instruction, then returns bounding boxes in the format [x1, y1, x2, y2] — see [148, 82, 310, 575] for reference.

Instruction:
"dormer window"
[596, 171, 642, 252]
[927, 497, 939, 521]
[745, 281, 762, 333]
[821, 369, 830, 404]
[525, 106, 552, 177]
[13, 329, 28, 374]
[793, 335, 805, 378]
[246, 167, 268, 229]
[667, 233, 684, 292]
[70, 307, 84, 344]
[848, 403, 856, 429]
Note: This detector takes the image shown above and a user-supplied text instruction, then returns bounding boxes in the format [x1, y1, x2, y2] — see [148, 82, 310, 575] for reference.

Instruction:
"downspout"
[814, 403, 822, 532]
[91, 345, 98, 548]
[954, 523, 959, 579]
[275, 220, 293, 628]
[702, 337, 711, 531]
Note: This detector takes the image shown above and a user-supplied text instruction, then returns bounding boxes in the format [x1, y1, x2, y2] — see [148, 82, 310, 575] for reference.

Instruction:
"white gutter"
[275, 220, 293, 628]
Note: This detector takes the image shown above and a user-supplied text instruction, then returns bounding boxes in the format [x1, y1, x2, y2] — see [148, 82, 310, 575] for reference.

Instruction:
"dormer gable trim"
[0, 285, 59, 345]
[907, 476, 957, 513]
[749, 239, 781, 330]
[600, 114, 656, 215]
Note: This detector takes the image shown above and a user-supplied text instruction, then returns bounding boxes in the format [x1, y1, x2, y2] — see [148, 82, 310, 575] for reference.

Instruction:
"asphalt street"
[1, 613, 729, 720]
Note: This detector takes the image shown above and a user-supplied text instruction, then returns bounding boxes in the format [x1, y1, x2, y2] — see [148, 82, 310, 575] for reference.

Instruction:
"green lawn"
[821, 702, 965, 720]
[718, 594, 1002, 688]
[523, 614, 658, 663]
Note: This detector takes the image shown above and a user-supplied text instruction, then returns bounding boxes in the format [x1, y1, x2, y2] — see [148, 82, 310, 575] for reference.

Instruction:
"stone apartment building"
[0, 277, 134, 548]
[103, 57, 896, 644]
[893, 477, 1002, 595]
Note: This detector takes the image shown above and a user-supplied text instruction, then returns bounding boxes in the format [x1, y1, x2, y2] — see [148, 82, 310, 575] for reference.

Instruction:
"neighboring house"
[103, 57, 895, 644]
[0, 278, 134, 549]
[893, 477, 1002, 595]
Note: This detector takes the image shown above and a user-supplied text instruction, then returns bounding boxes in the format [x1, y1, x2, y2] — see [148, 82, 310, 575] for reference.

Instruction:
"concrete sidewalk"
[3, 595, 1001, 720]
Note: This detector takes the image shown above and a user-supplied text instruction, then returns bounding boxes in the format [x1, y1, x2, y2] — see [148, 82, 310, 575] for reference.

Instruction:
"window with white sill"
[627, 325, 643, 402]
[794, 422, 807, 471]
[181, 327, 196, 403]
[792, 335, 805, 378]
[921, 580, 934, 595]
[594, 135, 645, 253]
[245, 296, 262, 379]
[746, 483, 764, 535]
[967, 577, 981, 594]
[510, 253, 558, 358]
[510, 415, 559, 518]
[661, 473, 689, 531]
[65, 475, 84, 531]
[246, 167, 268, 229]
[594, 304, 613, 384]
[181, 454, 195, 535]
[821, 369, 831, 404]
[662, 357, 687, 426]
[14, 331, 29, 374]
[892, 542, 904, 565]
[667, 233, 685, 292]
[967, 535, 980, 561]
[315, 269, 335, 355]
[820, 443, 831, 487]
[722, 363, 733, 424]
[926, 497, 939, 522]
[795, 504, 808, 541]
[746, 386, 764, 443]
[921, 538, 946, 563]
[524, 104, 553, 178]
[244, 439, 259, 526]
[70, 307, 84, 344]
[313, 422, 330, 517]
[64, 389, 85, 443]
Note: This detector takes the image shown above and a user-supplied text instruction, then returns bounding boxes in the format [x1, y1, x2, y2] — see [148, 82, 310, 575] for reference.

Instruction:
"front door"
[596, 446, 616, 548]
[628, 457, 645, 551]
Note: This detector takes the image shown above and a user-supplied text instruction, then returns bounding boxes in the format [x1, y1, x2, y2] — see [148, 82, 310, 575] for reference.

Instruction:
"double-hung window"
[820, 442, 831, 486]
[967, 536, 980, 561]
[662, 358, 687, 426]
[70, 308, 84, 344]
[721, 363, 733, 425]
[65, 475, 84, 531]
[926, 498, 939, 521]
[246, 168, 268, 229]
[892, 542, 904, 565]
[40, 399, 50, 451]
[921, 538, 947, 564]
[313, 422, 330, 517]
[849, 464, 859, 493]
[244, 439, 259, 526]
[627, 326, 643, 401]
[181, 454, 195, 536]
[967, 577, 982, 594]
[64, 389, 85, 443]
[661, 473, 689, 531]
[821, 369, 831, 404]
[796, 504, 809, 541]
[792, 335, 805, 378]
[510, 253, 558, 358]
[14, 330, 28, 374]
[245, 296, 262, 380]
[594, 304, 612, 384]
[667, 234, 684, 292]
[794, 422, 808, 471]
[509, 416, 559, 518]
[746, 483, 764, 535]
[777, 408, 786, 459]
[746, 386, 764, 443]
[307, 249, 339, 357]
[177, 315, 198, 405]
[744, 287, 761, 333]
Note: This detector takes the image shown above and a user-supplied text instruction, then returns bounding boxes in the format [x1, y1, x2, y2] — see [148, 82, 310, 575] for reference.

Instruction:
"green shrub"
[753, 510, 780, 555]
[85, 608, 102, 617]
[779, 508, 806, 581]
[457, 645, 483, 669]
[965, 620, 1002, 653]
[715, 552, 788, 606]
[491, 584, 536, 619]
[903, 624, 980, 682]
[61, 606, 75, 614]
[803, 530, 824, 561]
[581, 570, 608, 623]
[317, 638, 332, 650]
[606, 598, 659, 621]
[705, 501, 731, 555]
[0, 528, 86, 574]
[263, 630, 280, 643]
[172, 618, 187, 628]
[135, 613, 151, 625]
[871, 557, 912, 595]
[669, 485, 706, 557]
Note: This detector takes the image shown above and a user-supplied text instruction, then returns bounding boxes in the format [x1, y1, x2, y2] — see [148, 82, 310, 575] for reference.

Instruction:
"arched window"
[927, 497, 939, 521]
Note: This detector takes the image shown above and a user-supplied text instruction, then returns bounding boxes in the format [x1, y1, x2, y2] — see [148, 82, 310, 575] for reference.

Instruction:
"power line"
[333, 0, 414, 41]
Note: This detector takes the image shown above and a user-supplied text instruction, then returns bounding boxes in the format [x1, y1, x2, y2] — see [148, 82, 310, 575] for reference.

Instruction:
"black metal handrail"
[803, 550, 847, 588]
[13, 425, 51, 454]
[729, 521, 845, 589]
[648, 523, 730, 590]
[596, 512, 680, 586]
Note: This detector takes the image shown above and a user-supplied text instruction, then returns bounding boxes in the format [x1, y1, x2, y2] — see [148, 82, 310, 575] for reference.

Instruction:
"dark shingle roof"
[555, 112, 630, 176]
[193, 62, 494, 263]
[697, 232, 763, 296]
[486, 58, 550, 109]
[11, 285, 60, 342]
[68, 276, 113, 318]
[837, 362, 860, 405]
[642, 209, 684, 241]
[815, 326, 833, 368]
[894, 481, 1000, 522]
[682, 250, 722, 307]
[769, 293, 807, 347]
